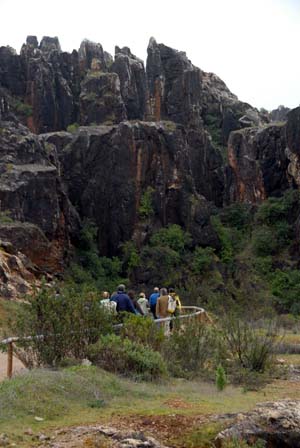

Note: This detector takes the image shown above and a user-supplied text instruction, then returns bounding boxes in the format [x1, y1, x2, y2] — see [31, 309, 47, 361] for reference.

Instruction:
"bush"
[14, 100, 33, 117]
[221, 316, 279, 373]
[252, 226, 278, 256]
[150, 224, 191, 254]
[271, 269, 300, 314]
[256, 190, 299, 225]
[139, 245, 182, 286]
[121, 314, 165, 351]
[192, 246, 215, 274]
[13, 284, 114, 366]
[139, 187, 155, 219]
[87, 334, 167, 381]
[162, 320, 218, 378]
[121, 241, 141, 276]
[220, 203, 252, 230]
[211, 216, 234, 263]
[68, 220, 124, 292]
[67, 123, 79, 133]
[253, 256, 273, 277]
[216, 364, 227, 391]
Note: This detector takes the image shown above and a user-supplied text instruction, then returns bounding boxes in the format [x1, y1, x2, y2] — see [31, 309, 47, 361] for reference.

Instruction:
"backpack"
[167, 295, 177, 314]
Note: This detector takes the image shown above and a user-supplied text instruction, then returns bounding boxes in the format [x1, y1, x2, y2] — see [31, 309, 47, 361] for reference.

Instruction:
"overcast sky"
[0, 0, 299, 110]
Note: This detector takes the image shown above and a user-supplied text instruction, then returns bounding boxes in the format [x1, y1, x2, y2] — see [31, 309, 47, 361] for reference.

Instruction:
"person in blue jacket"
[149, 287, 160, 319]
[114, 284, 136, 314]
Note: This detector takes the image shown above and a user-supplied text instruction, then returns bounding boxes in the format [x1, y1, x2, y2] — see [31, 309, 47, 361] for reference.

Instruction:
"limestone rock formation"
[215, 400, 300, 448]
[0, 120, 78, 272]
[0, 239, 36, 299]
[1, 34, 299, 285]
[80, 71, 126, 125]
[226, 124, 289, 203]
[271, 105, 290, 122]
[51, 121, 220, 255]
[146, 37, 203, 127]
[112, 46, 147, 120]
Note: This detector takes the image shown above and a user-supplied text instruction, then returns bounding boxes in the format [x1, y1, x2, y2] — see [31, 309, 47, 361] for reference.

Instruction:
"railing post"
[7, 341, 13, 379]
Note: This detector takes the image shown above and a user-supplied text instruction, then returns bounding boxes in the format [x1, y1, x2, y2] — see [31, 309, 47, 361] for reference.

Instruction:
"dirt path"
[0, 352, 26, 380]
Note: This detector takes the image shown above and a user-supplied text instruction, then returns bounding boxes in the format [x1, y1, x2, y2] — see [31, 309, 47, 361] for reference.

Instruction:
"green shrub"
[87, 334, 167, 381]
[192, 246, 215, 274]
[256, 190, 299, 225]
[162, 320, 218, 378]
[121, 314, 165, 351]
[121, 241, 141, 276]
[150, 224, 191, 254]
[253, 256, 273, 277]
[13, 284, 114, 366]
[14, 100, 33, 117]
[211, 216, 234, 263]
[220, 203, 252, 230]
[271, 269, 300, 314]
[140, 245, 181, 285]
[221, 316, 279, 373]
[0, 210, 14, 223]
[252, 226, 278, 256]
[273, 221, 293, 247]
[216, 364, 227, 391]
[138, 187, 155, 219]
[68, 220, 124, 291]
[67, 123, 79, 133]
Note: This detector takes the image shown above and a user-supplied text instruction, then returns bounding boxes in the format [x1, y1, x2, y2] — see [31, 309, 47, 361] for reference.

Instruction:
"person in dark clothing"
[149, 287, 160, 319]
[128, 290, 144, 315]
[114, 284, 136, 314]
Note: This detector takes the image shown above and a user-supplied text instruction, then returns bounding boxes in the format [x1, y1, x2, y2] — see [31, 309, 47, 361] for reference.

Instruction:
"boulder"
[215, 400, 300, 448]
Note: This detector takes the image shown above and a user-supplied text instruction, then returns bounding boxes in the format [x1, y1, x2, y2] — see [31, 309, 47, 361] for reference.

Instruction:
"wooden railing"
[1, 306, 208, 379]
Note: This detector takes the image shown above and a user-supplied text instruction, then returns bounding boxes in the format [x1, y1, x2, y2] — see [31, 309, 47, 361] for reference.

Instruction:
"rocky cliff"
[0, 35, 298, 287]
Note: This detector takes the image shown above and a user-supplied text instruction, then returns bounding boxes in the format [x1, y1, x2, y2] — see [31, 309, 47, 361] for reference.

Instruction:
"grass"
[1, 365, 300, 446]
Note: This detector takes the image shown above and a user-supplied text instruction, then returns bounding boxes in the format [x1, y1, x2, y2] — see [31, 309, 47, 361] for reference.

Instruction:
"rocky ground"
[36, 425, 169, 448]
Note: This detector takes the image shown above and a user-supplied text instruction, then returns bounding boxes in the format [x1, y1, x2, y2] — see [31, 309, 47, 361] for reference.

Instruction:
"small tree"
[13, 283, 114, 366]
[216, 364, 227, 391]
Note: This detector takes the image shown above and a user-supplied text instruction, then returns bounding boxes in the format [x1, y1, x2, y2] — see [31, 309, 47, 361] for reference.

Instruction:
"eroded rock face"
[55, 121, 219, 255]
[146, 37, 203, 127]
[0, 34, 268, 144]
[1, 34, 300, 284]
[112, 46, 147, 120]
[215, 400, 300, 448]
[0, 120, 78, 272]
[0, 240, 36, 299]
[187, 128, 224, 207]
[80, 71, 127, 125]
[226, 124, 289, 203]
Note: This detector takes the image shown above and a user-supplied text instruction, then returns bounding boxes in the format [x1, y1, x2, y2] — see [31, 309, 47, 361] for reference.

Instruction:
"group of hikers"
[100, 284, 182, 321]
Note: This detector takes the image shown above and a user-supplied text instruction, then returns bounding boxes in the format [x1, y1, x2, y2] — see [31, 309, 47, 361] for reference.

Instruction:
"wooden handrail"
[1, 306, 206, 379]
